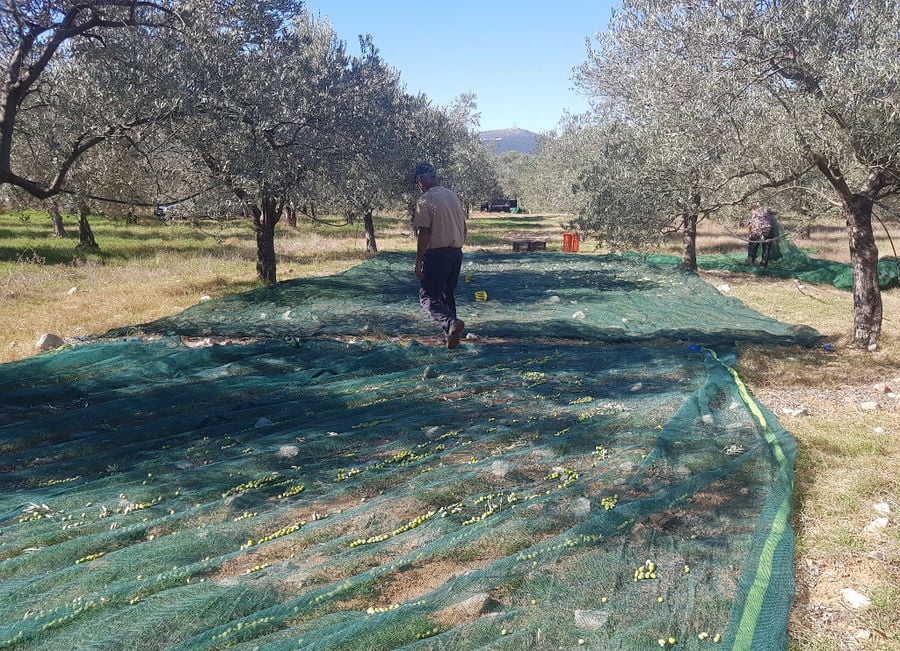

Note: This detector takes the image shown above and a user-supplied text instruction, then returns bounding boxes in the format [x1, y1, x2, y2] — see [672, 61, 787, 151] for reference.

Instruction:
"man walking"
[412, 162, 467, 349]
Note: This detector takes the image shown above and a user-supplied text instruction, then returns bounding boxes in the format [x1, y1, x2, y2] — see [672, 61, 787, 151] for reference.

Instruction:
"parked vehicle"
[480, 198, 518, 213]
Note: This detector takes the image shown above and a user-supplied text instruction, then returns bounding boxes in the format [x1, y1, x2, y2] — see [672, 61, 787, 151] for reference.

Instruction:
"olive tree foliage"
[575, 0, 899, 347]
[517, 114, 596, 214]
[389, 93, 456, 221]
[0, 0, 179, 200]
[151, 4, 368, 283]
[572, 1, 812, 269]
[387, 92, 500, 220]
[385, 91, 500, 218]
[568, 117, 676, 250]
[307, 36, 419, 252]
[493, 151, 531, 205]
[441, 93, 502, 213]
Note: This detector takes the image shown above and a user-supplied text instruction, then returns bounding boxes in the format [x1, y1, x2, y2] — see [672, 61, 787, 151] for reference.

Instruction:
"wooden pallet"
[509, 239, 547, 252]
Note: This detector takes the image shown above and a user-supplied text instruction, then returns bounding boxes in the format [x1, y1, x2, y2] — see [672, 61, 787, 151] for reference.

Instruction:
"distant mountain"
[480, 128, 538, 154]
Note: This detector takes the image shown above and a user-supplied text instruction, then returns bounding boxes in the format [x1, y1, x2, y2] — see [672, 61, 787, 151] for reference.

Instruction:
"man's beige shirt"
[413, 186, 466, 249]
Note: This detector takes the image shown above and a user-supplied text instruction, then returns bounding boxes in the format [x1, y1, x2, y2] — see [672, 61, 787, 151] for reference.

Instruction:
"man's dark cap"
[415, 162, 437, 178]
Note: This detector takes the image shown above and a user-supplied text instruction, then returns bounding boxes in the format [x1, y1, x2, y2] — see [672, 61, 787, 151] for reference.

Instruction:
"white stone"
[629, 383, 643, 392]
[200, 295, 212, 301]
[490, 461, 510, 478]
[863, 517, 889, 533]
[572, 311, 586, 321]
[781, 406, 810, 417]
[855, 630, 872, 641]
[570, 497, 591, 516]
[254, 417, 273, 428]
[276, 445, 299, 459]
[717, 284, 731, 292]
[859, 401, 879, 411]
[67, 286, 78, 295]
[548, 295, 561, 304]
[873, 427, 885, 434]
[35, 333, 65, 351]
[840, 588, 871, 609]
[873, 502, 891, 516]
[873, 382, 891, 394]
[574, 609, 609, 628]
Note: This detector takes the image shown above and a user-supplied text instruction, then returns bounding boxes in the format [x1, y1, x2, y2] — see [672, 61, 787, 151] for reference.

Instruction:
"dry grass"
[1, 210, 898, 649]
[1, 252, 259, 362]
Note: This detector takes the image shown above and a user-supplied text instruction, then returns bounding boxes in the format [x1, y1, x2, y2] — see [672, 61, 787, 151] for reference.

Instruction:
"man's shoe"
[447, 319, 465, 349]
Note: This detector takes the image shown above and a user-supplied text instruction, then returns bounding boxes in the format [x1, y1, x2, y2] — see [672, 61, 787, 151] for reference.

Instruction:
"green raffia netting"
[623, 216, 900, 289]
[1, 252, 817, 650]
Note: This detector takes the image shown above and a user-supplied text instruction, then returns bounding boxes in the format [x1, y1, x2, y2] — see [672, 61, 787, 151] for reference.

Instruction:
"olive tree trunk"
[286, 201, 297, 229]
[364, 209, 377, 252]
[49, 201, 67, 237]
[845, 192, 882, 348]
[76, 200, 98, 249]
[251, 194, 283, 283]
[681, 212, 698, 271]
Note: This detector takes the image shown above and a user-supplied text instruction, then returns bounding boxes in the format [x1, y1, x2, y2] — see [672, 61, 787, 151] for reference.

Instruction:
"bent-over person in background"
[747, 206, 775, 267]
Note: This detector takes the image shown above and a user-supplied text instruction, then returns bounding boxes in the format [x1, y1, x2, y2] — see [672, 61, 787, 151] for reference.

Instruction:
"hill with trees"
[479, 127, 538, 154]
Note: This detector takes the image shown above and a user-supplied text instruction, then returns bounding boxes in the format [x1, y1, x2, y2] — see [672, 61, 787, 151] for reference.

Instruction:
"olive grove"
[2, 1, 494, 283]
[563, 0, 899, 347]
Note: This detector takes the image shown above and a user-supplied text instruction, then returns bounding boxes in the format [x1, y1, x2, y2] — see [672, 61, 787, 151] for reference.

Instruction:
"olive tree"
[493, 151, 531, 207]
[386, 92, 496, 220]
[518, 114, 596, 214]
[159, 5, 364, 283]
[309, 36, 413, 252]
[573, 1, 812, 269]
[441, 93, 502, 213]
[0, 0, 178, 199]
[737, 0, 900, 347]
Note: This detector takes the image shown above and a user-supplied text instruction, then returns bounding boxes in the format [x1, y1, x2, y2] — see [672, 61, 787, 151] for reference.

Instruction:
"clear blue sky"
[303, 1, 616, 133]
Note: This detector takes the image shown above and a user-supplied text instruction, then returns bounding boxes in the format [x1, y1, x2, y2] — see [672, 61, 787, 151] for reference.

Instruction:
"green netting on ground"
[0, 252, 815, 650]
[622, 221, 900, 290]
[112, 251, 820, 347]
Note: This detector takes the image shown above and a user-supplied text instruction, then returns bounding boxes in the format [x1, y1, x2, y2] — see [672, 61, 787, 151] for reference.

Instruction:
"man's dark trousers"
[419, 247, 463, 335]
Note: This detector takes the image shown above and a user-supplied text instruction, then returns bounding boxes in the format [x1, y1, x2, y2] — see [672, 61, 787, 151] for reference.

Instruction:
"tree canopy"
[550, 0, 900, 346]
[1, 1, 492, 283]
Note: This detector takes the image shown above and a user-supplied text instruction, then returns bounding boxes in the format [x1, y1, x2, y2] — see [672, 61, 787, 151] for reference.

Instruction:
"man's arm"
[415, 227, 431, 279]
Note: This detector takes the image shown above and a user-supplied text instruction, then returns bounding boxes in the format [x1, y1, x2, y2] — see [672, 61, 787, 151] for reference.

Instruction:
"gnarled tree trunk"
[364, 209, 377, 252]
[681, 212, 698, 271]
[286, 201, 297, 229]
[76, 200, 98, 249]
[49, 201, 67, 237]
[846, 192, 882, 348]
[251, 194, 283, 283]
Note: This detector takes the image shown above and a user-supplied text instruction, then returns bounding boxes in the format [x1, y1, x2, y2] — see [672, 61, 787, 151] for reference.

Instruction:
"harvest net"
[1, 252, 817, 650]
[627, 217, 900, 290]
